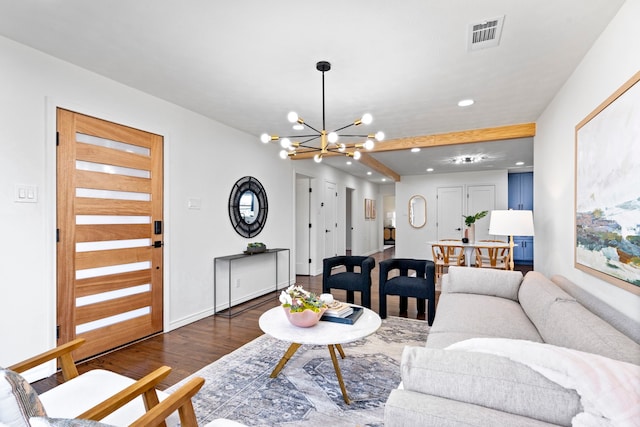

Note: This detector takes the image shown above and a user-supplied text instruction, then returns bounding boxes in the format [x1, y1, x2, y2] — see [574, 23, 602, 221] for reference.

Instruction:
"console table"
[214, 248, 290, 317]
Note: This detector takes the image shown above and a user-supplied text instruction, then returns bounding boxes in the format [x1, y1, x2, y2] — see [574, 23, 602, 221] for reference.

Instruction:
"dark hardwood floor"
[32, 247, 532, 394]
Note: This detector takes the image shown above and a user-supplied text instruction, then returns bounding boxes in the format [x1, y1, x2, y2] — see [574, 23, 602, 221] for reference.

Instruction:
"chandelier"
[260, 61, 384, 163]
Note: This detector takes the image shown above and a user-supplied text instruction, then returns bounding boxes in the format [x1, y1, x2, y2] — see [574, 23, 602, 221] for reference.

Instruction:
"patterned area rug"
[166, 316, 428, 426]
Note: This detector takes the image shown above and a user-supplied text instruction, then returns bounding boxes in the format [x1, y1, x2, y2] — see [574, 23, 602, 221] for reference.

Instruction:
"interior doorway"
[345, 187, 354, 254]
[295, 175, 311, 275]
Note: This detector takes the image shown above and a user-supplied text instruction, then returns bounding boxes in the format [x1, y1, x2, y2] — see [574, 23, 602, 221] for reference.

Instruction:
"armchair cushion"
[39, 369, 178, 426]
[30, 417, 114, 427]
[0, 367, 47, 427]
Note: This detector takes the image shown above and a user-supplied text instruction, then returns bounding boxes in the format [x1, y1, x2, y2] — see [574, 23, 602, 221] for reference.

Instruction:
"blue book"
[321, 306, 364, 325]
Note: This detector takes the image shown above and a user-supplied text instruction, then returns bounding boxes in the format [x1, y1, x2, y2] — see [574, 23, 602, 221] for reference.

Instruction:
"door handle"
[455, 228, 461, 231]
[325, 229, 330, 233]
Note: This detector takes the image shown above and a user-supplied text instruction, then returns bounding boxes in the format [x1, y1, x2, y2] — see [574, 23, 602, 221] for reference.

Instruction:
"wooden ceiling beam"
[289, 122, 536, 183]
[371, 123, 536, 153]
[358, 153, 401, 182]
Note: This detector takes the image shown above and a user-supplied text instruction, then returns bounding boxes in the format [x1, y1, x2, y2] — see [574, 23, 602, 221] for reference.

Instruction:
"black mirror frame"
[228, 176, 268, 238]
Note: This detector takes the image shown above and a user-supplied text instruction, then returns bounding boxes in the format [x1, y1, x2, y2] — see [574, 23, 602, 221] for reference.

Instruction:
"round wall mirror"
[408, 195, 427, 228]
[228, 176, 268, 238]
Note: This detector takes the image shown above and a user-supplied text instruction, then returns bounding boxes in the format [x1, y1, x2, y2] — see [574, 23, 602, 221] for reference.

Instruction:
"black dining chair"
[379, 258, 436, 325]
[322, 256, 376, 308]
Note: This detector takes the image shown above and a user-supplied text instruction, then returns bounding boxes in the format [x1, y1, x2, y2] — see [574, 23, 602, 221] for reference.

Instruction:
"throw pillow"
[0, 367, 47, 427]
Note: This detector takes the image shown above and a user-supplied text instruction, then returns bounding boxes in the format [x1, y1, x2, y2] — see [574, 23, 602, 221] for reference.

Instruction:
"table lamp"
[488, 210, 535, 270]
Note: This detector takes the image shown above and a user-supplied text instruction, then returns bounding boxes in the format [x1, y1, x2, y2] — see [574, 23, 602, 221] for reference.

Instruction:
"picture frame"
[364, 199, 372, 219]
[574, 71, 640, 295]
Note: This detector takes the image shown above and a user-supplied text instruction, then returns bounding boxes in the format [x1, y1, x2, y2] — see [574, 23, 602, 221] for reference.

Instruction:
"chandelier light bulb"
[280, 138, 291, 149]
[361, 113, 373, 125]
[314, 154, 323, 163]
[353, 150, 362, 160]
[260, 133, 271, 144]
[375, 131, 385, 141]
[328, 132, 339, 144]
[279, 150, 289, 159]
[287, 112, 299, 123]
[338, 143, 346, 152]
[363, 139, 375, 150]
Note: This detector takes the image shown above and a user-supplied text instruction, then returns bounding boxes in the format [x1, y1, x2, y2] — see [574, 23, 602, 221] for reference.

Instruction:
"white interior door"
[467, 185, 496, 241]
[323, 181, 337, 258]
[295, 177, 311, 275]
[437, 186, 463, 240]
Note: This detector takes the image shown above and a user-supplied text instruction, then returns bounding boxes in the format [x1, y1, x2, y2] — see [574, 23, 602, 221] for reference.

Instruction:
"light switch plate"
[15, 184, 38, 203]
[188, 198, 202, 210]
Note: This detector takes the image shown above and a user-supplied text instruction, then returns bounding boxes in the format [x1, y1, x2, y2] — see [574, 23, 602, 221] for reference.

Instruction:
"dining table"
[428, 240, 512, 268]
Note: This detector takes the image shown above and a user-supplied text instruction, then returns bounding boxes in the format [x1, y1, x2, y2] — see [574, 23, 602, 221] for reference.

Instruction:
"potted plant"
[462, 210, 488, 243]
[245, 242, 267, 254]
[279, 285, 327, 327]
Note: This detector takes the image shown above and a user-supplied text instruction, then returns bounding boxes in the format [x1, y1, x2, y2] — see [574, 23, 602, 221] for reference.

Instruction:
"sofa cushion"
[544, 299, 640, 365]
[520, 272, 640, 364]
[0, 367, 47, 427]
[551, 274, 640, 345]
[518, 271, 575, 335]
[385, 390, 559, 427]
[399, 346, 582, 426]
[426, 293, 542, 349]
[444, 266, 523, 301]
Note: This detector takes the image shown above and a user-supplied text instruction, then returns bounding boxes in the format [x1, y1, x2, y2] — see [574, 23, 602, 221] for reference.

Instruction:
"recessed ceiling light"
[411, 147, 421, 153]
[346, 161, 352, 165]
[458, 99, 474, 107]
[292, 123, 304, 130]
[426, 168, 434, 172]
[381, 178, 387, 182]
[367, 171, 372, 175]
[515, 161, 524, 166]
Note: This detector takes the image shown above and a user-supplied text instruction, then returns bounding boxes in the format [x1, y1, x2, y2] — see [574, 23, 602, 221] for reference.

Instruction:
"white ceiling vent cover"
[468, 16, 505, 51]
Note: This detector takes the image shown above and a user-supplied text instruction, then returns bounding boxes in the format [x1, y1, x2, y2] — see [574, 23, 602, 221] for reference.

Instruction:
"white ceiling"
[0, 0, 625, 182]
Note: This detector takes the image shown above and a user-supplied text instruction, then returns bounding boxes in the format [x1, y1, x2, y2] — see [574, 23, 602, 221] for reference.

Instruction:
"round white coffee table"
[259, 305, 382, 404]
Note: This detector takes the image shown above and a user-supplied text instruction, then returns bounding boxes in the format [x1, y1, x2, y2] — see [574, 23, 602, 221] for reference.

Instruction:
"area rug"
[166, 316, 428, 426]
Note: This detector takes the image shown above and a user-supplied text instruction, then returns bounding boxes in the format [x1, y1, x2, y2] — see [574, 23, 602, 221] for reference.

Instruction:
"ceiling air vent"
[468, 15, 505, 51]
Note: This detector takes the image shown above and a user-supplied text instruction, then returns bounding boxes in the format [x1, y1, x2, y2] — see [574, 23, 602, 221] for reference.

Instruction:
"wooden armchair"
[3, 338, 204, 427]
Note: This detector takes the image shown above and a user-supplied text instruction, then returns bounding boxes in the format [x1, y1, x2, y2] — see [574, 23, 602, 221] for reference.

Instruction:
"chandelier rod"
[321, 65, 326, 132]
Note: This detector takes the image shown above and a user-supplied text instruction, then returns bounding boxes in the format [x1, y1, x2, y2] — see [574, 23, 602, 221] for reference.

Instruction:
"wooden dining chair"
[475, 240, 510, 269]
[431, 240, 466, 283]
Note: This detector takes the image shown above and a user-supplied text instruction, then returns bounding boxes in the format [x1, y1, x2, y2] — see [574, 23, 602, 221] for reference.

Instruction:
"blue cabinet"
[513, 237, 534, 265]
[508, 172, 533, 210]
[508, 172, 534, 264]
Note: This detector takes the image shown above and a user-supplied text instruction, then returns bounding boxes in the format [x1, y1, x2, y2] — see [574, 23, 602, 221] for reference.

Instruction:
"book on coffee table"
[323, 302, 354, 318]
[321, 306, 363, 325]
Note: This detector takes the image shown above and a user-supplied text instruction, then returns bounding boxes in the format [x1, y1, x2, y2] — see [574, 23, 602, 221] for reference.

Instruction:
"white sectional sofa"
[384, 267, 640, 426]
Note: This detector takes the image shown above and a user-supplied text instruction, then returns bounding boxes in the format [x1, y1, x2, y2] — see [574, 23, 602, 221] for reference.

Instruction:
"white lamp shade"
[488, 210, 535, 236]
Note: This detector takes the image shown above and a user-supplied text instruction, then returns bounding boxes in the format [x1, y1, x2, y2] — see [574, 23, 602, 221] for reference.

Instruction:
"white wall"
[395, 171, 508, 260]
[0, 35, 296, 370]
[535, 0, 640, 320]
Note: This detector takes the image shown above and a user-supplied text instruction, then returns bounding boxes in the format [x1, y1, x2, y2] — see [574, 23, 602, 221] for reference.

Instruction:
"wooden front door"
[56, 108, 163, 360]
